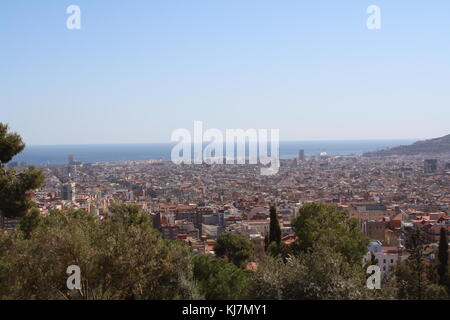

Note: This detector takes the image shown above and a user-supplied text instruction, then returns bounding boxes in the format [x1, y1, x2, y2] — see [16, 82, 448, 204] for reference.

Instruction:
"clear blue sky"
[1, 1, 449, 145]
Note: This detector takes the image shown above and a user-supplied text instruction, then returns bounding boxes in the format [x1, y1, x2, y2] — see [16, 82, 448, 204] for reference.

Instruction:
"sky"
[1, 0, 449, 145]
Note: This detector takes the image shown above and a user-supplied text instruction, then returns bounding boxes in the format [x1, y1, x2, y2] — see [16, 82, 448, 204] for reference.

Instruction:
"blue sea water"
[11, 140, 416, 166]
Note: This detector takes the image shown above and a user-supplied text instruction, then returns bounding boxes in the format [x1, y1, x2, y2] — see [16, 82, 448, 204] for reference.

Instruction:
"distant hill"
[363, 134, 450, 157]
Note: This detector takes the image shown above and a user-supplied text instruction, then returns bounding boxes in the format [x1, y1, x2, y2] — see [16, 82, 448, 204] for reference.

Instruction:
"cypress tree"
[269, 205, 281, 245]
[437, 227, 449, 287]
[370, 251, 378, 265]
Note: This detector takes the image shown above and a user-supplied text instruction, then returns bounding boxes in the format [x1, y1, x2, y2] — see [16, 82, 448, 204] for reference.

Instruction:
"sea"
[11, 140, 416, 166]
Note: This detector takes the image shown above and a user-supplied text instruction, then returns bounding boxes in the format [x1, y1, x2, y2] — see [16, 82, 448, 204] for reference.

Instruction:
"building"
[249, 233, 266, 261]
[348, 203, 391, 221]
[365, 241, 409, 277]
[150, 212, 162, 230]
[127, 190, 134, 201]
[298, 149, 305, 161]
[161, 225, 180, 240]
[61, 182, 76, 201]
[424, 159, 438, 174]
[229, 219, 270, 237]
[202, 224, 219, 239]
[363, 220, 386, 242]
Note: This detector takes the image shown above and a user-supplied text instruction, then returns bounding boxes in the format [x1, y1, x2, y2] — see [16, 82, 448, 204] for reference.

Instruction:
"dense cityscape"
[5, 150, 449, 280]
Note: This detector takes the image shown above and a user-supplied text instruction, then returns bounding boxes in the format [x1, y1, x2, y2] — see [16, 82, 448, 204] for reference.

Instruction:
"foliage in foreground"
[193, 254, 249, 300]
[249, 244, 380, 300]
[384, 229, 450, 300]
[0, 205, 200, 300]
[0, 202, 448, 300]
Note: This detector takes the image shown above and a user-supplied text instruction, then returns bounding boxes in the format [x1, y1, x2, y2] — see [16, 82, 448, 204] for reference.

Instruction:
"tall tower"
[424, 159, 438, 174]
[62, 182, 76, 201]
[298, 149, 305, 161]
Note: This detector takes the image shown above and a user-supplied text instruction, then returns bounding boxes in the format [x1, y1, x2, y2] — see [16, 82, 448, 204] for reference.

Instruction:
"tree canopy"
[0, 204, 200, 300]
[18, 208, 42, 240]
[214, 233, 254, 268]
[291, 203, 369, 266]
[249, 244, 374, 300]
[0, 123, 25, 165]
[388, 229, 449, 300]
[0, 123, 45, 221]
[192, 254, 249, 300]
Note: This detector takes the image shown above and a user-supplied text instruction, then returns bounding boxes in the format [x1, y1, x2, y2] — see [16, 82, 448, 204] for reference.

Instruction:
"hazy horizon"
[24, 137, 420, 147]
[12, 139, 417, 166]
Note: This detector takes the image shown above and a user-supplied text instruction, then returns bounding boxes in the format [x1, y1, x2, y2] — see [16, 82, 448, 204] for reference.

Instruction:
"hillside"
[363, 134, 450, 157]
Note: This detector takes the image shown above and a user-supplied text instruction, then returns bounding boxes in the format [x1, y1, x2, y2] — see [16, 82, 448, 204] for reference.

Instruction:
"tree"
[363, 251, 379, 271]
[269, 205, 281, 245]
[110, 203, 152, 231]
[392, 229, 448, 300]
[0, 204, 200, 300]
[0, 123, 45, 227]
[291, 203, 369, 266]
[18, 208, 42, 239]
[408, 229, 428, 300]
[0, 123, 25, 165]
[214, 233, 254, 268]
[437, 227, 449, 288]
[267, 241, 292, 262]
[249, 244, 374, 300]
[393, 260, 448, 300]
[192, 255, 249, 300]
[370, 252, 378, 265]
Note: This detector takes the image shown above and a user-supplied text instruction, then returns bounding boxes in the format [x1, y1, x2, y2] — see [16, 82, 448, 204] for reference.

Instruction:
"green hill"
[364, 134, 450, 157]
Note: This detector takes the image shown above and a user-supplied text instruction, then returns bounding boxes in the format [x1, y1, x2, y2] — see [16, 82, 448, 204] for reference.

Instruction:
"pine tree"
[437, 227, 449, 287]
[0, 123, 25, 165]
[269, 205, 281, 245]
[0, 123, 45, 228]
[291, 203, 369, 266]
[19, 208, 42, 239]
[214, 233, 254, 268]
